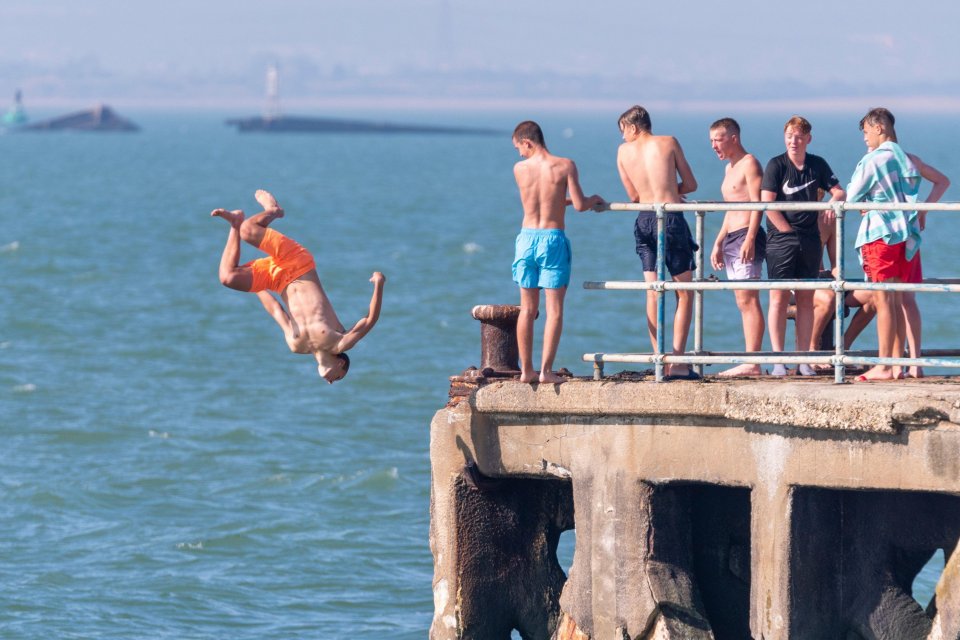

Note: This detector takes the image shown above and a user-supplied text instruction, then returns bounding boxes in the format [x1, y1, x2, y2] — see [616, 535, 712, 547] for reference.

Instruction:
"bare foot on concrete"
[665, 364, 692, 377]
[855, 365, 898, 382]
[211, 208, 245, 227]
[717, 363, 762, 378]
[907, 366, 925, 378]
[540, 370, 565, 384]
[519, 369, 538, 384]
[254, 189, 284, 217]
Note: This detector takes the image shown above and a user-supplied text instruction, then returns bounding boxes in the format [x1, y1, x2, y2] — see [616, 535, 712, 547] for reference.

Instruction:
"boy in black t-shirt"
[760, 115, 845, 376]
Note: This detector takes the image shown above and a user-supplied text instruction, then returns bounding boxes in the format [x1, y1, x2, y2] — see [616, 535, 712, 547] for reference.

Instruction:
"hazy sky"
[3, 0, 960, 110]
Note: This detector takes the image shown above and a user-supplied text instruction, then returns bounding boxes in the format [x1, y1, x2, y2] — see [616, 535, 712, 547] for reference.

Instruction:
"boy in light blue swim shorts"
[511, 120, 606, 384]
[512, 228, 572, 289]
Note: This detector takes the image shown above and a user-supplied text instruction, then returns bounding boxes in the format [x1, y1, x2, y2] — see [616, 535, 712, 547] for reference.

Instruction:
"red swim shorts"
[860, 239, 911, 283]
[906, 251, 923, 284]
[243, 228, 316, 293]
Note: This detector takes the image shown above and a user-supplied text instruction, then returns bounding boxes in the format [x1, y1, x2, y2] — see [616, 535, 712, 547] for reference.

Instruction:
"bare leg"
[540, 287, 566, 384]
[719, 289, 764, 377]
[667, 271, 694, 377]
[858, 286, 901, 381]
[768, 289, 791, 375]
[240, 189, 286, 248]
[892, 291, 907, 379]
[809, 289, 833, 351]
[517, 287, 539, 383]
[843, 291, 876, 349]
[211, 209, 253, 291]
[902, 292, 923, 377]
[794, 290, 817, 375]
[643, 272, 658, 352]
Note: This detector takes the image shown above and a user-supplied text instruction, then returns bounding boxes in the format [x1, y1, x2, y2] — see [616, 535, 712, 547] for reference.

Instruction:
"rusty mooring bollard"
[471, 305, 522, 373]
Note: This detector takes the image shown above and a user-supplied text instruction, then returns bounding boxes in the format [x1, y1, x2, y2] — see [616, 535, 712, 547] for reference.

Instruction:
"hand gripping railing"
[583, 201, 960, 383]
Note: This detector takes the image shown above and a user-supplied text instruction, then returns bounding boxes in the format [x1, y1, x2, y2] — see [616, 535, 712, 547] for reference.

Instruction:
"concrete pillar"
[429, 406, 573, 640]
[750, 483, 794, 640]
[931, 545, 960, 639]
[559, 473, 713, 638]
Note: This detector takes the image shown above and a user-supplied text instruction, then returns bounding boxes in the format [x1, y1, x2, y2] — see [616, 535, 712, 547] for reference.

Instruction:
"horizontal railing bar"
[694, 349, 960, 358]
[584, 280, 960, 293]
[583, 353, 960, 368]
[605, 201, 960, 213]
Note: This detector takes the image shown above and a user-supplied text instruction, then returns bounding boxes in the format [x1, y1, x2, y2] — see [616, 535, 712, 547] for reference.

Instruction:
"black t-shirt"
[761, 152, 839, 234]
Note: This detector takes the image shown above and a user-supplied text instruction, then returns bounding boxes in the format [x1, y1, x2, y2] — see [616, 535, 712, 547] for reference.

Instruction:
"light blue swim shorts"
[511, 228, 571, 289]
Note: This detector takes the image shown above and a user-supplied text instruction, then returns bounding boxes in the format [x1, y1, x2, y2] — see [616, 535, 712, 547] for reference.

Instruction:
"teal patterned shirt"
[847, 141, 922, 262]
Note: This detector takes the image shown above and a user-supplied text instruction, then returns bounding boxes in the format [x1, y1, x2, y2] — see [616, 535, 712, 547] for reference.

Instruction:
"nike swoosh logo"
[783, 179, 816, 196]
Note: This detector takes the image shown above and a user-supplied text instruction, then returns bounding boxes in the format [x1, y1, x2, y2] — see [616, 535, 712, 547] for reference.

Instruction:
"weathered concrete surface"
[430, 377, 960, 639]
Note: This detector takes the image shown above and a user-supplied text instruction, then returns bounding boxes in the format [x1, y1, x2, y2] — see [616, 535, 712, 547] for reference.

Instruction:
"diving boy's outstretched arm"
[335, 272, 386, 354]
[257, 290, 300, 350]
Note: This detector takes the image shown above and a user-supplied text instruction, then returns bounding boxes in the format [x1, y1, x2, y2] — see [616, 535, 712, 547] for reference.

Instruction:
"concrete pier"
[430, 371, 960, 639]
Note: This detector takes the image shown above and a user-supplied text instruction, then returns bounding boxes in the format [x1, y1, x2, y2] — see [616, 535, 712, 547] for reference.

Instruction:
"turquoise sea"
[2, 109, 956, 637]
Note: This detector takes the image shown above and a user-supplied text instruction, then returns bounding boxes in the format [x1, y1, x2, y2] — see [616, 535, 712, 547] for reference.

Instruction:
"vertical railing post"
[655, 204, 667, 382]
[833, 202, 846, 384]
[694, 210, 705, 378]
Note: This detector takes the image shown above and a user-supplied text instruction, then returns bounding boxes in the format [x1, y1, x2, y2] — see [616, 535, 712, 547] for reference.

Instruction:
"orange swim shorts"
[243, 228, 316, 294]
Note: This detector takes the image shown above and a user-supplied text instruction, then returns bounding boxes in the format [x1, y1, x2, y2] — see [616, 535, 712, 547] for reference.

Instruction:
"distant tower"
[264, 64, 280, 121]
[2, 88, 28, 127]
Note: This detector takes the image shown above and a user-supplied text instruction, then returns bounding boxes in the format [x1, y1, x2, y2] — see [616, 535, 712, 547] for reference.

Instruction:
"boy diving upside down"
[211, 189, 385, 384]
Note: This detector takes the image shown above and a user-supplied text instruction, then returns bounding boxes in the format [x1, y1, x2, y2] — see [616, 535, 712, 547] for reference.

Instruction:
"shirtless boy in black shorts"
[616, 105, 699, 380]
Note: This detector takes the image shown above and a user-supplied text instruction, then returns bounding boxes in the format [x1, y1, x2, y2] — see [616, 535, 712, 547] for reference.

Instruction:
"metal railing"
[583, 201, 960, 383]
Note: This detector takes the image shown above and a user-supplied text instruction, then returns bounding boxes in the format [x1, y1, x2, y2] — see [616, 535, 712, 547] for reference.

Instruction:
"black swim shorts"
[634, 212, 698, 276]
[765, 228, 822, 280]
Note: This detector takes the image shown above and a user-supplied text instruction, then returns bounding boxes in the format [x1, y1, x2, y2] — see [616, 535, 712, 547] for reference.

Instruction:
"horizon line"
[13, 95, 960, 115]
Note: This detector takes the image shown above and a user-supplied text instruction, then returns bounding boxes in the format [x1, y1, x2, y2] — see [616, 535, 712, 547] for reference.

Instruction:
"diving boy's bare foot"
[717, 363, 762, 378]
[907, 366, 925, 378]
[540, 370, 565, 384]
[519, 369, 538, 384]
[254, 189, 284, 217]
[211, 208, 245, 227]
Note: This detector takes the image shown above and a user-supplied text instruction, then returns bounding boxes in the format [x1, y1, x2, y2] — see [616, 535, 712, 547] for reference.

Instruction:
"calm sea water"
[2, 109, 956, 637]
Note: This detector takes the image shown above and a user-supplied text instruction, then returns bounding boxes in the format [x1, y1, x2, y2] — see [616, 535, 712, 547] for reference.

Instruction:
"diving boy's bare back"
[211, 189, 385, 384]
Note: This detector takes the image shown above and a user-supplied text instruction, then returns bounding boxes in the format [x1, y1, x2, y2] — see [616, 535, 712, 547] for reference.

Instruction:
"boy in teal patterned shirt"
[846, 108, 922, 381]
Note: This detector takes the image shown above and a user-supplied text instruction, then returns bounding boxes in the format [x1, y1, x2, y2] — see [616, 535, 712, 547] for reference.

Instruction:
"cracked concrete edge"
[468, 379, 960, 435]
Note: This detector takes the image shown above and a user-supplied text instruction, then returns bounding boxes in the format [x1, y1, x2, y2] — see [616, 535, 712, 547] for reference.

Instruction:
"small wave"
[0, 341, 10, 349]
[340, 466, 400, 492]
[148, 429, 170, 439]
[0, 241, 19, 253]
[463, 242, 483, 254]
[176, 541, 204, 551]
[13, 383, 36, 393]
